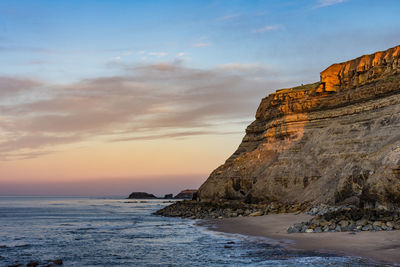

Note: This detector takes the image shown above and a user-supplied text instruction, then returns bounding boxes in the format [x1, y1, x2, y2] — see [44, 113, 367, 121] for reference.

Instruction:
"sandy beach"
[202, 213, 400, 265]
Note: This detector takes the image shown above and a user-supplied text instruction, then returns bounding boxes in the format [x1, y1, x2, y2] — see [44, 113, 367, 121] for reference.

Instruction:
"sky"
[0, 0, 400, 196]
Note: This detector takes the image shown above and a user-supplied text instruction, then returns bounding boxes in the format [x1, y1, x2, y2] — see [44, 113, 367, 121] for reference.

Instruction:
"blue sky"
[1, 0, 400, 195]
[1, 0, 400, 83]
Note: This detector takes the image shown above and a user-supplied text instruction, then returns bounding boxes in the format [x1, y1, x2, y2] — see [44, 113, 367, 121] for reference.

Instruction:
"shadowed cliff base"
[196, 44, 400, 210]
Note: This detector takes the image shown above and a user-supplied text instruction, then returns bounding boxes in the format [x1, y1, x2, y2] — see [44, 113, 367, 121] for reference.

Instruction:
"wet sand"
[202, 213, 400, 265]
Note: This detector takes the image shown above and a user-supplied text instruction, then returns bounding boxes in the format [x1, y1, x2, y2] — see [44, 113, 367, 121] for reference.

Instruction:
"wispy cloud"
[148, 51, 168, 57]
[193, 42, 211, 47]
[25, 60, 50, 65]
[111, 130, 240, 142]
[122, 51, 133, 56]
[108, 50, 135, 62]
[109, 56, 121, 62]
[0, 76, 42, 98]
[252, 24, 280, 33]
[108, 50, 167, 63]
[0, 61, 291, 160]
[217, 63, 263, 71]
[315, 0, 348, 8]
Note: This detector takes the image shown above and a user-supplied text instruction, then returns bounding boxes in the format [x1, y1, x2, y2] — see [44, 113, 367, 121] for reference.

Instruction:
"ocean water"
[0, 197, 382, 266]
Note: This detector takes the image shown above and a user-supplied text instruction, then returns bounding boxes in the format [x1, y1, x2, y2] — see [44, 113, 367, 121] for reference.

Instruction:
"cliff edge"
[198, 45, 400, 210]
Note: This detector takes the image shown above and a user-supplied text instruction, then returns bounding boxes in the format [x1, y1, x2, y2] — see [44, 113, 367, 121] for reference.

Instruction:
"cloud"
[107, 51, 134, 63]
[217, 63, 268, 71]
[177, 52, 185, 57]
[25, 60, 49, 65]
[0, 76, 42, 98]
[252, 25, 280, 33]
[315, 0, 347, 8]
[148, 52, 168, 57]
[0, 61, 292, 160]
[109, 56, 121, 62]
[110, 130, 241, 142]
[193, 42, 211, 47]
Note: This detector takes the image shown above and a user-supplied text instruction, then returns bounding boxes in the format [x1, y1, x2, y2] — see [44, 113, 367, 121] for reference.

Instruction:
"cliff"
[198, 45, 400, 210]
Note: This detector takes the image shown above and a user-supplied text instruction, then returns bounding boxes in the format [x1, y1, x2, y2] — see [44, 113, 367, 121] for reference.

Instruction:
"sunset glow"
[1, 0, 399, 196]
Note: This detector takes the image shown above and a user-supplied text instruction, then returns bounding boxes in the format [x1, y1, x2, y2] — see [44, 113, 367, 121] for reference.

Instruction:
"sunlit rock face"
[321, 45, 400, 92]
[198, 45, 400, 210]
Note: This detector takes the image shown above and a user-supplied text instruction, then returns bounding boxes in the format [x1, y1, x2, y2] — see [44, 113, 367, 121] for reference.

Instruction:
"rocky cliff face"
[198, 45, 400, 210]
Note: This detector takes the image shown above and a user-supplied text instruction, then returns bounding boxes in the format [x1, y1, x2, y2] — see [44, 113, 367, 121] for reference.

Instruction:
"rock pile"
[288, 206, 400, 233]
[154, 200, 309, 219]
[156, 200, 400, 234]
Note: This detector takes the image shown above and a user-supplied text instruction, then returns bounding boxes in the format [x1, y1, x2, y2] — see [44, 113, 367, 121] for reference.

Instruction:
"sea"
[0, 197, 386, 266]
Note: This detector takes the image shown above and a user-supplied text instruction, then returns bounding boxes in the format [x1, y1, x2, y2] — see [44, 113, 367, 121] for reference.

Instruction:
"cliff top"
[320, 45, 400, 92]
[273, 45, 400, 96]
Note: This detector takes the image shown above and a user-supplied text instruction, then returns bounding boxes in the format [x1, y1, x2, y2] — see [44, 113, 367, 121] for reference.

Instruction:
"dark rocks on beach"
[128, 192, 157, 199]
[155, 199, 400, 234]
[287, 205, 400, 234]
[26, 262, 39, 267]
[154, 200, 309, 219]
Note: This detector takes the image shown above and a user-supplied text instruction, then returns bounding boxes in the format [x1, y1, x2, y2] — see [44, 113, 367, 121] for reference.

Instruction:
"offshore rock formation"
[174, 189, 198, 199]
[198, 45, 400, 210]
[128, 192, 157, 199]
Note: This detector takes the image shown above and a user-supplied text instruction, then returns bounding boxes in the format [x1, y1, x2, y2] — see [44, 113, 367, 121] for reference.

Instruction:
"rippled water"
[0, 197, 382, 266]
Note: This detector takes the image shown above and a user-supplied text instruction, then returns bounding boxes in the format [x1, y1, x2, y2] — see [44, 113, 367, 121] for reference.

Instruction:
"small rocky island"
[128, 192, 157, 199]
[156, 45, 400, 233]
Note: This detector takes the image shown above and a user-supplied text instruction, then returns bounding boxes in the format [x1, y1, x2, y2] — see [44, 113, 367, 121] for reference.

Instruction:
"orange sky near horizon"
[0, 133, 243, 195]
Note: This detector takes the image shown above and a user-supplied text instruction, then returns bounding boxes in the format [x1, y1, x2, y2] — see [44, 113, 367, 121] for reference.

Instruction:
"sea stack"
[197, 45, 400, 210]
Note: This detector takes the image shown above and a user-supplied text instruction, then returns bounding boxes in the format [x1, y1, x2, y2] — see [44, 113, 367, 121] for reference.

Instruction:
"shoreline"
[199, 213, 400, 266]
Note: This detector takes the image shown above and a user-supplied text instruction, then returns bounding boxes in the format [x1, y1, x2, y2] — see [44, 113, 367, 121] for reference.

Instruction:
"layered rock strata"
[198, 45, 400, 210]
